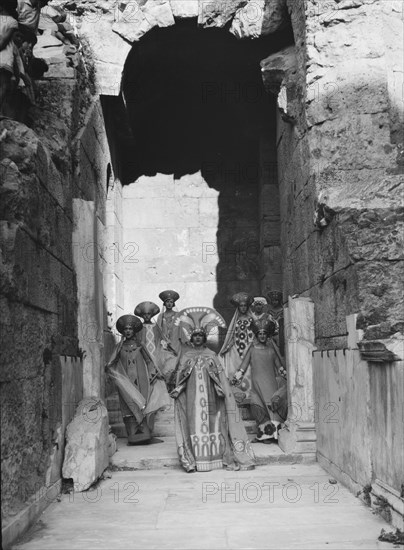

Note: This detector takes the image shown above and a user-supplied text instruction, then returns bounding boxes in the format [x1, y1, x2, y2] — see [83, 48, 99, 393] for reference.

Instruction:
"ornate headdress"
[250, 317, 276, 336]
[252, 296, 267, 306]
[159, 290, 180, 303]
[134, 301, 160, 319]
[116, 314, 143, 335]
[174, 307, 226, 347]
[230, 292, 254, 308]
[267, 290, 282, 303]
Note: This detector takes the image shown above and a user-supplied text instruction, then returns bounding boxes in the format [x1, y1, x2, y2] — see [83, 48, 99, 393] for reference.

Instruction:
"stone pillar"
[72, 199, 104, 398]
[278, 296, 317, 458]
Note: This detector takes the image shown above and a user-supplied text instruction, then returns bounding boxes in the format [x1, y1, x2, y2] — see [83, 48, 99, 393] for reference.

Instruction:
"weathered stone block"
[261, 220, 281, 246]
[261, 45, 297, 94]
[113, 0, 175, 43]
[308, 113, 397, 172]
[123, 174, 174, 199]
[198, 0, 246, 28]
[123, 197, 200, 229]
[306, 60, 389, 128]
[231, 0, 288, 39]
[170, 0, 199, 18]
[62, 397, 109, 492]
[260, 184, 279, 218]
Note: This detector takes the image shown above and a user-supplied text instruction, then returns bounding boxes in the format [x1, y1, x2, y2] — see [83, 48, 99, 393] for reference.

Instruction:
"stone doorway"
[102, 21, 289, 439]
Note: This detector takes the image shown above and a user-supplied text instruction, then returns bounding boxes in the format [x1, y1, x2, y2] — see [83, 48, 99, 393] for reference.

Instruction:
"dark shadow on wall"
[103, 20, 292, 323]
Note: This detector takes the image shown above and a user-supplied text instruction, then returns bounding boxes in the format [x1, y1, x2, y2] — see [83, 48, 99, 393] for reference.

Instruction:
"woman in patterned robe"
[171, 308, 255, 473]
[155, 290, 182, 390]
[219, 292, 255, 401]
[135, 301, 161, 368]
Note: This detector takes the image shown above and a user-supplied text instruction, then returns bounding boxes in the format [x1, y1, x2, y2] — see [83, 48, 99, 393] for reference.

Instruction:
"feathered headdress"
[174, 307, 226, 348]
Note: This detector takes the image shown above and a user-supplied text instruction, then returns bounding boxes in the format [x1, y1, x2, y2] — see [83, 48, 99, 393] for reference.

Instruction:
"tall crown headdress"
[159, 290, 180, 303]
[116, 315, 143, 334]
[134, 301, 160, 318]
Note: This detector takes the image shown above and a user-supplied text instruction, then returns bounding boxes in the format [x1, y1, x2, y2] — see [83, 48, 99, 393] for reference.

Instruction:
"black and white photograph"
[1, 0, 403, 548]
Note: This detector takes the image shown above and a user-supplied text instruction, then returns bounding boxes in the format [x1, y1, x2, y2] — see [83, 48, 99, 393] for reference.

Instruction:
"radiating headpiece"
[174, 307, 226, 347]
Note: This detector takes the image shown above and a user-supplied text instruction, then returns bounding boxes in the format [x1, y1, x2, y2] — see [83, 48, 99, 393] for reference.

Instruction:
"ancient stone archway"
[71, 0, 290, 94]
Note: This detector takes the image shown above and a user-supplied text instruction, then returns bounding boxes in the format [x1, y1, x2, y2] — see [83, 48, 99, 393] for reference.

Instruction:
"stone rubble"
[62, 397, 110, 492]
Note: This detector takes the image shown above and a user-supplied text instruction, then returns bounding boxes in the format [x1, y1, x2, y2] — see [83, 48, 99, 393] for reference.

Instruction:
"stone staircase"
[107, 393, 314, 470]
[106, 392, 257, 439]
[107, 392, 176, 437]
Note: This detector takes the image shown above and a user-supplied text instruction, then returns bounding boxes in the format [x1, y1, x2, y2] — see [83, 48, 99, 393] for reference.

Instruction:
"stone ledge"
[371, 479, 404, 531]
[1, 479, 61, 550]
[110, 436, 315, 471]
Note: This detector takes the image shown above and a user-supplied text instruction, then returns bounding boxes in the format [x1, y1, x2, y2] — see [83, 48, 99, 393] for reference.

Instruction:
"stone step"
[108, 392, 257, 438]
[111, 419, 257, 438]
[110, 437, 315, 471]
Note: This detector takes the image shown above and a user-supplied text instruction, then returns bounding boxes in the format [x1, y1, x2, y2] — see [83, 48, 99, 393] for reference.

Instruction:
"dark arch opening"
[103, 19, 293, 321]
[121, 18, 294, 181]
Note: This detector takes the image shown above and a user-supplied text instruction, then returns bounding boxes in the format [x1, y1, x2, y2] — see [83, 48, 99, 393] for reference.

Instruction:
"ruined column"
[72, 199, 104, 397]
[278, 296, 317, 458]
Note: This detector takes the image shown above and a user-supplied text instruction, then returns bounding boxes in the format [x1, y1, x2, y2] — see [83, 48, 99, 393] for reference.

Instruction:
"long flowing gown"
[155, 311, 182, 384]
[139, 322, 160, 365]
[107, 339, 170, 432]
[239, 340, 287, 440]
[220, 310, 255, 401]
[173, 346, 255, 472]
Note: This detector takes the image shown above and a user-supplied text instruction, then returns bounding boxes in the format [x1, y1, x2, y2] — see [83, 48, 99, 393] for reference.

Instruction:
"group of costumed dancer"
[105, 290, 287, 473]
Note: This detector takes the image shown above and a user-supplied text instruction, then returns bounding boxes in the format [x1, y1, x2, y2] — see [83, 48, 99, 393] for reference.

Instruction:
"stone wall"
[0, 114, 77, 522]
[121, 171, 261, 323]
[273, 0, 403, 348]
[313, 345, 404, 528]
[0, 31, 115, 533]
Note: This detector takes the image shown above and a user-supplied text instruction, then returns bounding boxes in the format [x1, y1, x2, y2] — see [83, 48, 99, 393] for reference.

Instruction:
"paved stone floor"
[13, 460, 392, 550]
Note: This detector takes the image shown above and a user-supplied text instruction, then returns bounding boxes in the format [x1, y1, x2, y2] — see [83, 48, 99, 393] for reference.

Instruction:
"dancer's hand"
[161, 340, 168, 350]
[232, 371, 243, 385]
[169, 388, 180, 399]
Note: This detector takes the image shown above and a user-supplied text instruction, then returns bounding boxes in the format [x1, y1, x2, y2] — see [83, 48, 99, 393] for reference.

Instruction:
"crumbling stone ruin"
[1, 0, 403, 546]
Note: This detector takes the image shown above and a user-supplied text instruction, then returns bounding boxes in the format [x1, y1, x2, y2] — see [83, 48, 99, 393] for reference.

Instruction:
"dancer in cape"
[232, 318, 288, 442]
[219, 292, 255, 402]
[105, 314, 170, 445]
[170, 307, 255, 473]
[155, 290, 182, 390]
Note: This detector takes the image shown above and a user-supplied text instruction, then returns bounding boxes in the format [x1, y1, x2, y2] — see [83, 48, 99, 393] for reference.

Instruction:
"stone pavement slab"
[12, 465, 392, 550]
